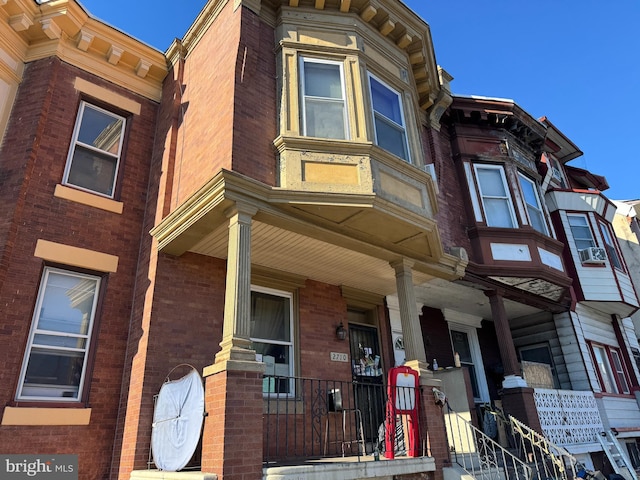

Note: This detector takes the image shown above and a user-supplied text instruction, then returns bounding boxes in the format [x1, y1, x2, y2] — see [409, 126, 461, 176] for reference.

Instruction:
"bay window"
[17, 267, 101, 401]
[300, 57, 348, 140]
[474, 164, 516, 228]
[63, 101, 126, 198]
[251, 286, 294, 395]
[368, 73, 410, 162]
[518, 174, 548, 234]
[599, 221, 624, 270]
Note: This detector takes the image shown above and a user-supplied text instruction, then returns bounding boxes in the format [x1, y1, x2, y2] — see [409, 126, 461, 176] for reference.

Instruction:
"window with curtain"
[300, 57, 348, 140]
[475, 165, 516, 228]
[599, 221, 624, 270]
[368, 73, 410, 162]
[250, 286, 294, 394]
[518, 174, 548, 234]
[17, 267, 101, 401]
[567, 214, 596, 251]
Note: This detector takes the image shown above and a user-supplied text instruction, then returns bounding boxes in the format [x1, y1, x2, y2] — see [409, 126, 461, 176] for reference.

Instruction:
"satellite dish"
[151, 365, 205, 471]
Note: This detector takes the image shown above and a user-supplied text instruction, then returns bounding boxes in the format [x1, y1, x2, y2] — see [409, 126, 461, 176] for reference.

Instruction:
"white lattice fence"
[533, 388, 603, 445]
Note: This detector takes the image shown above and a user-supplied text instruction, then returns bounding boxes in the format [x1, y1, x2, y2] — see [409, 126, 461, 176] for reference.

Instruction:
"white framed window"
[547, 154, 568, 188]
[599, 221, 624, 271]
[63, 101, 126, 198]
[17, 267, 101, 401]
[251, 285, 294, 395]
[368, 73, 410, 162]
[449, 325, 490, 403]
[518, 174, 548, 234]
[567, 214, 596, 251]
[300, 57, 348, 140]
[591, 343, 631, 394]
[474, 164, 516, 228]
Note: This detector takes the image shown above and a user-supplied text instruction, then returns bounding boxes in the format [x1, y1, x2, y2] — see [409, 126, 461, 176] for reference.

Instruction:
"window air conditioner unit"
[578, 247, 606, 265]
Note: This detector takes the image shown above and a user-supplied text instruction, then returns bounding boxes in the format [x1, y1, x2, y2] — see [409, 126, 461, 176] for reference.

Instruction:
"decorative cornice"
[1, 0, 167, 101]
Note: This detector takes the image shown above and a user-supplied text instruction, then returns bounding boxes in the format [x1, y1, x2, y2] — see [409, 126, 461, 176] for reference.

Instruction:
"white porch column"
[215, 202, 258, 364]
[391, 259, 427, 365]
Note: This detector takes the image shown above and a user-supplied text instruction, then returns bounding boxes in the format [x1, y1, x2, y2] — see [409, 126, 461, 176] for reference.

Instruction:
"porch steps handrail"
[444, 404, 532, 480]
[598, 430, 638, 480]
[505, 413, 578, 480]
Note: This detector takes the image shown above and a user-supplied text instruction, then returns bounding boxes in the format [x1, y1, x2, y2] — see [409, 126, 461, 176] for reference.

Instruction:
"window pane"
[251, 291, 290, 341]
[519, 176, 547, 234]
[478, 169, 507, 197]
[611, 350, 630, 394]
[304, 62, 342, 99]
[374, 116, 408, 160]
[18, 269, 99, 401]
[77, 105, 123, 154]
[451, 330, 479, 399]
[67, 146, 118, 197]
[37, 272, 98, 335]
[483, 199, 515, 228]
[594, 346, 617, 393]
[569, 215, 596, 250]
[370, 77, 402, 124]
[304, 99, 346, 139]
[599, 223, 623, 270]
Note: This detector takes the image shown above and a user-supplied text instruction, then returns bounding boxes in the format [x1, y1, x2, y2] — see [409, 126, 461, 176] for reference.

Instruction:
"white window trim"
[367, 72, 411, 163]
[567, 213, 596, 251]
[299, 56, 349, 140]
[17, 267, 101, 402]
[474, 164, 517, 228]
[251, 285, 295, 397]
[518, 173, 548, 234]
[448, 322, 490, 403]
[62, 101, 126, 199]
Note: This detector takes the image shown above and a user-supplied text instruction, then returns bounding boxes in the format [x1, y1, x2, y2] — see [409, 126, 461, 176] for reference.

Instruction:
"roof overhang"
[151, 170, 467, 296]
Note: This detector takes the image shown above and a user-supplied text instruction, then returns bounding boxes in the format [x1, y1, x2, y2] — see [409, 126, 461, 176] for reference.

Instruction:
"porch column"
[202, 201, 265, 480]
[391, 259, 427, 365]
[215, 202, 258, 364]
[485, 290, 525, 388]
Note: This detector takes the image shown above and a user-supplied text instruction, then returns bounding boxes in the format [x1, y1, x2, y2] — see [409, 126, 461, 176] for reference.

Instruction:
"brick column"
[201, 367, 264, 480]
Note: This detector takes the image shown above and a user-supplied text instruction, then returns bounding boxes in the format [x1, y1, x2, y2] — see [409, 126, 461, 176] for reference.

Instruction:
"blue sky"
[79, 0, 640, 201]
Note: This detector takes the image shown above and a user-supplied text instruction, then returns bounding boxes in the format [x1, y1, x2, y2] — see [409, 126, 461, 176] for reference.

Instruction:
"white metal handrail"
[444, 405, 532, 480]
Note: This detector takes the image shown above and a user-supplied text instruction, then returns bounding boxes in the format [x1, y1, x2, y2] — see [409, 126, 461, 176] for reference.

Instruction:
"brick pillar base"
[201, 367, 264, 480]
[420, 386, 449, 480]
[501, 387, 542, 433]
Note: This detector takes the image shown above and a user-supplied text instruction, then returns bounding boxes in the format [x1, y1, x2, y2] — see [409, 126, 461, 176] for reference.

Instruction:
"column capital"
[224, 201, 258, 220]
[390, 258, 415, 273]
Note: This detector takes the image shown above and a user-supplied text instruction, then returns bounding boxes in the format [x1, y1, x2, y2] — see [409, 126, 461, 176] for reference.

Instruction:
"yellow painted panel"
[34, 239, 119, 273]
[54, 184, 123, 214]
[1, 407, 91, 425]
[298, 29, 348, 47]
[303, 162, 359, 185]
[74, 77, 141, 115]
[379, 171, 423, 208]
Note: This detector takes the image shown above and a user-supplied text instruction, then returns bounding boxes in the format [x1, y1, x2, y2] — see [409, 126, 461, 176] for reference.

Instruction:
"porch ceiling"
[152, 170, 466, 295]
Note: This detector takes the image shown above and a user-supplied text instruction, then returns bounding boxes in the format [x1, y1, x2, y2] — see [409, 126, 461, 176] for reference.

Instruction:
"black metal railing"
[262, 375, 420, 465]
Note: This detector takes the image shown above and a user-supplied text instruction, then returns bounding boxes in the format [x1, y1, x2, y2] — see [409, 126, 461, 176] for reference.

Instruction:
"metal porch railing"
[262, 375, 420, 465]
[444, 402, 532, 480]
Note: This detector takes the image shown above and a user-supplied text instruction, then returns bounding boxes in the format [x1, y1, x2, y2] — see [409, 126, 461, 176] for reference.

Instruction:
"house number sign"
[330, 352, 348, 362]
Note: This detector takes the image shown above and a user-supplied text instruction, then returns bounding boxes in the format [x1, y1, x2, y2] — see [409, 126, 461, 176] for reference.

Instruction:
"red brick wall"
[424, 125, 473, 257]
[0, 57, 157, 479]
[231, 7, 277, 185]
[115, 253, 225, 478]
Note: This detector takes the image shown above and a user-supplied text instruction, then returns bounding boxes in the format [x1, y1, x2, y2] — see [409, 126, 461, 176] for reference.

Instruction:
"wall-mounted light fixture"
[335, 322, 347, 341]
